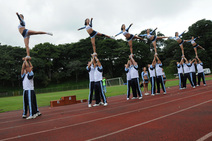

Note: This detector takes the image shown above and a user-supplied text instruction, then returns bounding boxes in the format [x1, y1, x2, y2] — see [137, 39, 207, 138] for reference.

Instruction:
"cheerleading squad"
[16, 13, 207, 115]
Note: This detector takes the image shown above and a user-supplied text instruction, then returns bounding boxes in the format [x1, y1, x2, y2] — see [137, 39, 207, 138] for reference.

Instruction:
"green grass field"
[0, 77, 211, 113]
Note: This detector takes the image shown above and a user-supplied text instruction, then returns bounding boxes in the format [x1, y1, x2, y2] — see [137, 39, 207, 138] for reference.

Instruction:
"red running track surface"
[0, 80, 212, 141]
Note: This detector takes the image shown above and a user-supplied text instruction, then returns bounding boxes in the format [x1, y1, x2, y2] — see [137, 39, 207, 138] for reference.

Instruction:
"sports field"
[0, 76, 212, 113]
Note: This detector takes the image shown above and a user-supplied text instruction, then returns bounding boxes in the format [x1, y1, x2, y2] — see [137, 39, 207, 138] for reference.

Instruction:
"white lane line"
[0, 89, 208, 131]
[86, 99, 212, 141]
[0, 85, 205, 125]
[1, 91, 211, 141]
[196, 132, 212, 141]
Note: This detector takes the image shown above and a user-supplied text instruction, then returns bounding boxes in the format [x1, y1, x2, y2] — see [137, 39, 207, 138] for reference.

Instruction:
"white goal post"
[106, 77, 124, 87]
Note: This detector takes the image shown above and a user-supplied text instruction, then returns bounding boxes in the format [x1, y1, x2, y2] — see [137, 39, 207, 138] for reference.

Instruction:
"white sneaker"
[127, 98, 130, 100]
[26, 115, 36, 120]
[36, 112, 42, 116]
[99, 102, 104, 105]
[151, 94, 155, 96]
[179, 88, 183, 90]
[204, 84, 206, 86]
[132, 97, 137, 99]
[183, 87, 186, 89]
[196, 85, 199, 86]
[93, 104, 100, 107]
[155, 53, 158, 55]
[22, 115, 27, 118]
[163, 92, 166, 95]
[193, 86, 196, 88]
[145, 93, 149, 95]
[104, 103, 108, 106]
[156, 93, 160, 95]
[139, 97, 143, 100]
[88, 104, 92, 108]
[47, 32, 53, 36]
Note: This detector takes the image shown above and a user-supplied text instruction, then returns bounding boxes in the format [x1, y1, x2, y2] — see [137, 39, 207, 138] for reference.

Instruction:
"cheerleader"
[115, 23, 144, 55]
[16, 12, 53, 59]
[141, 67, 149, 95]
[78, 18, 114, 55]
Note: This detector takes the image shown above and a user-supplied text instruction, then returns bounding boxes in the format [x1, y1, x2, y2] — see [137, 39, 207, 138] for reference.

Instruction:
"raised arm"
[150, 27, 157, 34]
[94, 56, 102, 67]
[179, 30, 186, 37]
[183, 56, 189, 64]
[196, 56, 202, 63]
[21, 61, 25, 76]
[16, 12, 23, 22]
[155, 55, 161, 64]
[180, 58, 184, 65]
[130, 56, 137, 66]
[126, 23, 133, 32]
[90, 18, 93, 27]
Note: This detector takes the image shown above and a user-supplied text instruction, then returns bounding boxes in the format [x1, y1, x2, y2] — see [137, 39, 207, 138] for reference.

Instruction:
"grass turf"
[0, 76, 211, 113]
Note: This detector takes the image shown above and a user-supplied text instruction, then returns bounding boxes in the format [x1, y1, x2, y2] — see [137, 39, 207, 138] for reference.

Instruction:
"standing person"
[21, 58, 41, 119]
[139, 28, 169, 55]
[176, 58, 184, 89]
[102, 77, 107, 94]
[125, 60, 132, 100]
[148, 57, 156, 96]
[115, 23, 144, 55]
[182, 56, 195, 88]
[189, 59, 197, 86]
[16, 12, 53, 59]
[162, 68, 166, 85]
[155, 55, 166, 94]
[86, 57, 95, 108]
[93, 56, 108, 106]
[185, 36, 205, 57]
[78, 18, 114, 55]
[129, 56, 143, 99]
[196, 57, 206, 86]
[169, 31, 186, 57]
[141, 67, 149, 95]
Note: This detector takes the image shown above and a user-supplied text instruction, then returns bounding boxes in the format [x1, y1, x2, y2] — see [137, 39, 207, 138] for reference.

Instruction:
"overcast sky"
[0, 0, 211, 48]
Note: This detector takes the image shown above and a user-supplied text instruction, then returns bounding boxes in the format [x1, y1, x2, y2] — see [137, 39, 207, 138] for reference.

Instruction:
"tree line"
[0, 19, 211, 91]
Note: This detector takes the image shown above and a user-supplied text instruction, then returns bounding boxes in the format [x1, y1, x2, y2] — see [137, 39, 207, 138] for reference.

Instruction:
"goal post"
[106, 77, 124, 87]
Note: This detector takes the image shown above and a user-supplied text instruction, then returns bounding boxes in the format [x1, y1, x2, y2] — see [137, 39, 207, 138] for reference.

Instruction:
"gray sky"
[0, 0, 211, 48]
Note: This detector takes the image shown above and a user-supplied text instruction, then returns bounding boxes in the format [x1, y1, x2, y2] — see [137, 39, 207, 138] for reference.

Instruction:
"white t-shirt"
[177, 64, 183, 74]
[197, 63, 204, 73]
[130, 65, 139, 79]
[148, 65, 156, 77]
[183, 63, 190, 74]
[190, 63, 196, 73]
[86, 64, 95, 82]
[22, 71, 34, 90]
[125, 67, 131, 81]
[155, 63, 163, 76]
[94, 66, 103, 82]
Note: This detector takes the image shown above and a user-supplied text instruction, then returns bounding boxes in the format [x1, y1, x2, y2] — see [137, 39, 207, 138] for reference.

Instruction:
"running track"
[0, 81, 212, 141]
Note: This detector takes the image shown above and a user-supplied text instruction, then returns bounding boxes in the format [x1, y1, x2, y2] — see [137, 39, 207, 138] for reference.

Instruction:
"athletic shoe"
[132, 97, 137, 99]
[155, 53, 158, 56]
[145, 93, 149, 95]
[47, 32, 53, 36]
[88, 104, 92, 108]
[104, 103, 108, 106]
[22, 115, 27, 118]
[93, 104, 100, 107]
[99, 102, 104, 105]
[193, 86, 196, 88]
[163, 92, 166, 95]
[139, 97, 143, 100]
[204, 84, 206, 86]
[127, 98, 130, 100]
[179, 88, 183, 90]
[26, 115, 36, 120]
[156, 93, 160, 95]
[183, 87, 186, 89]
[36, 112, 42, 116]
[151, 94, 155, 96]
[196, 85, 199, 86]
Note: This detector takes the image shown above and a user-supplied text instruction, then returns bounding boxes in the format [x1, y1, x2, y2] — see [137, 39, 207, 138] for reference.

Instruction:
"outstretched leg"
[133, 35, 144, 40]
[91, 37, 96, 54]
[180, 44, 184, 57]
[97, 33, 112, 39]
[128, 40, 133, 55]
[27, 30, 52, 36]
[24, 37, 30, 57]
[198, 45, 205, 50]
